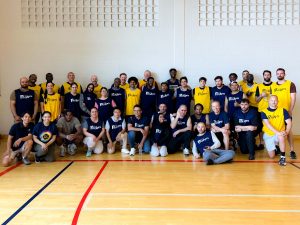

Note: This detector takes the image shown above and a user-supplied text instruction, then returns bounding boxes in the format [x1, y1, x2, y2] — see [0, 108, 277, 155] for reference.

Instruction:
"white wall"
[1, 0, 300, 134]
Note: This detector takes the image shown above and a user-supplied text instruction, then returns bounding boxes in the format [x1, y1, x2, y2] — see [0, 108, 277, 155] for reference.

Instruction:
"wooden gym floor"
[1, 138, 300, 225]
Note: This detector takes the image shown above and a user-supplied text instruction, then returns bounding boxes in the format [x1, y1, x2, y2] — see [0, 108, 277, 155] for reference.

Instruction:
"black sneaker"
[278, 157, 286, 166]
[206, 159, 214, 165]
[248, 155, 255, 160]
[290, 151, 297, 159]
[255, 144, 264, 150]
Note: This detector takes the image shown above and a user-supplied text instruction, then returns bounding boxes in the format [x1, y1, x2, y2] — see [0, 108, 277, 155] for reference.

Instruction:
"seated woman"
[2, 112, 34, 166]
[32, 111, 58, 162]
[82, 107, 105, 157]
[192, 122, 235, 165]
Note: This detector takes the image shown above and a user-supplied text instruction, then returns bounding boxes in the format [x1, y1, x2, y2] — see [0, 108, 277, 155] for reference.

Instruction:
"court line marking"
[7, 207, 300, 213]
[0, 162, 22, 177]
[290, 162, 300, 170]
[1, 161, 74, 225]
[56, 159, 300, 163]
[72, 161, 109, 225]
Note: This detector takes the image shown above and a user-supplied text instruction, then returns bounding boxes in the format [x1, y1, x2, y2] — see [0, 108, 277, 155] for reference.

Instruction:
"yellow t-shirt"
[271, 80, 292, 111]
[262, 107, 286, 136]
[93, 84, 103, 98]
[61, 82, 82, 96]
[194, 86, 211, 114]
[257, 83, 272, 112]
[41, 93, 61, 122]
[120, 83, 129, 90]
[242, 83, 258, 107]
[125, 88, 141, 116]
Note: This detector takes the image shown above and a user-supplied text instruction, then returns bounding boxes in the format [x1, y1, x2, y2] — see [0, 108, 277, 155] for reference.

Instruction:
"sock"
[280, 152, 285, 157]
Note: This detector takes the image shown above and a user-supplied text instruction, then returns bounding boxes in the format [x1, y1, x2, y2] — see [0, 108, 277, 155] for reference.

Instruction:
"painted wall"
[0, 0, 299, 134]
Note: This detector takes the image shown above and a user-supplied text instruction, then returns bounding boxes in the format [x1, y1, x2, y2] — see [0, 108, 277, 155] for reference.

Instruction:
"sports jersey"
[242, 83, 259, 107]
[105, 116, 126, 142]
[81, 91, 97, 117]
[125, 88, 141, 116]
[175, 88, 192, 113]
[156, 90, 173, 113]
[95, 97, 113, 123]
[193, 131, 214, 155]
[40, 82, 60, 94]
[14, 89, 35, 117]
[271, 80, 296, 111]
[41, 93, 61, 122]
[210, 85, 231, 111]
[261, 107, 290, 136]
[227, 91, 243, 119]
[234, 108, 258, 127]
[82, 118, 104, 137]
[166, 79, 180, 91]
[60, 82, 82, 96]
[172, 115, 189, 133]
[28, 85, 43, 101]
[120, 83, 129, 90]
[255, 82, 273, 112]
[193, 86, 211, 114]
[191, 114, 207, 128]
[141, 86, 157, 119]
[64, 93, 81, 119]
[109, 87, 125, 113]
[93, 84, 102, 98]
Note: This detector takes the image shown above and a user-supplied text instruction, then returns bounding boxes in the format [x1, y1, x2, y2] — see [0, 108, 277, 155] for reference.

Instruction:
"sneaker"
[67, 144, 77, 156]
[121, 148, 130, 154]
[34, 155, 41, 163]
[183, 148, 190, 156]
[22, 157, 31, 165]
[206, 159, 214, 165]
[129, 148, 136, 156]
[60, 146, 66, 157]
[278, 157, 286, 166]
[248, 155, 255, 160]
[290, 151, 297, 159]
[86, 150, 92, 157]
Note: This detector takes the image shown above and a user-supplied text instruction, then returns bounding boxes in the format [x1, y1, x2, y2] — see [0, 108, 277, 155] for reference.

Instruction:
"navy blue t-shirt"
[82, 92, 97, 117]
[227, 91, 244, 119]
[64, 93, 81, 119]
[9, 122, 34, 150]
[210, 85, 231, 111]
[173, 115, 189, 133]
[109, 87, 125, 113]
[128, 116, 149, 129]
[156, 90, 173, 113]
[194, 131, 214, 155]
[83, 118, 104, 137]
[105, 117, 125, 142]
[33, 122, 58, 143]
[152, 122, 171, 146]
[175, 88, 192, 113]
[95, 98, 113, 123]
[166, 79, 180, 91]
[234, 108, 259, 127]
[191, 114, 207, 128]
[209, 111, 229, 128]
[15, 89, 35, 117]
[141, 86, 157, 119]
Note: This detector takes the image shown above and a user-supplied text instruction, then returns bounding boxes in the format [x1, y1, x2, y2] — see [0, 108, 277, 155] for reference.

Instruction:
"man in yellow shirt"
[90, 74, 102, 98]
[119, 73, 129, 90]
[125, 77, 141, 117]
[271, 68, 297, 159]
[39, 73, 60, 94]
[261, 95, 292, 166]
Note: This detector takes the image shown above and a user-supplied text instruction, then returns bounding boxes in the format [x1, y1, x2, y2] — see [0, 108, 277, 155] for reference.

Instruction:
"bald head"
[20, 77, 29, 89]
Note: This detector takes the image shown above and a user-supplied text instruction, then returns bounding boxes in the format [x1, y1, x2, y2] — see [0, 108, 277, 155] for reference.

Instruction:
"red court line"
[72, 161, 109, 225]
[56, 159, 300, 163]
[0, 162, 22, 177]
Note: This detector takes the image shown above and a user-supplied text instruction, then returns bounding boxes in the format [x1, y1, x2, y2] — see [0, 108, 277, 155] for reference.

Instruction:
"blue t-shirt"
[33, 122, 58, 143]
[172, 115, 189, 133]
[234, 108, 259, 127]
[210, 85, 231, 111]
[193, 131, 214, 155]
[128, 116, 149, 129]
[82, 92, 97, 117]
[141, 86, 157, 119]
[209, 111, 229, 128]
[191, 114, 207, 128]
[109, 87, 125, 113]
[15, 89, 35, 117]
[175, 88, 192, 113]
[166, 79, 180, 91]
[95, 98, 113, 123]
[9, 122, 34, 150]
[105, 117, 125, 142]
[227, 91, 244, 119]
[83, 118, 104, 137]
[156, 90, 173, 113]
[64, 93, 81, 119]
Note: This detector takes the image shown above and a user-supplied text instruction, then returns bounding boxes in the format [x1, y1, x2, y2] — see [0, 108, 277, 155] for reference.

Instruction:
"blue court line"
[1, 161, 74, 225]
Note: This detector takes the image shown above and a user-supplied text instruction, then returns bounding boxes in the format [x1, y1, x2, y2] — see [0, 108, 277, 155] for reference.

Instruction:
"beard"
[277, 76, 285, 80]
[264, 78, 271, 82]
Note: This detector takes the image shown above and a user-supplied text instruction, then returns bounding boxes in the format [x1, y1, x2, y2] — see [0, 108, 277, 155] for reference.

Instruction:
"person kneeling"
[150, 113, 171, 157]
[105, 107, 128, 154]
[82, 108, 105, 157]
[192, 122, 235, 165]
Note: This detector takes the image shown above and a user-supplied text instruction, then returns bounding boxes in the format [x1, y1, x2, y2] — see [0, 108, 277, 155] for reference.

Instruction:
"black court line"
[290, 162, 300, 170]
[1, 161, 74, 225]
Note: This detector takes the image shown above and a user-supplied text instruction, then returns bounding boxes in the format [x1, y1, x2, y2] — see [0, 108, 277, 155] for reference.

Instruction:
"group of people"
[3, 67, 296, 167]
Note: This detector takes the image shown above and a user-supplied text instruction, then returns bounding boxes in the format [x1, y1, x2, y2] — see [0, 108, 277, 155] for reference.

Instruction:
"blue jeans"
[203, 149, 235, 164]
[128, 131, 151, 153]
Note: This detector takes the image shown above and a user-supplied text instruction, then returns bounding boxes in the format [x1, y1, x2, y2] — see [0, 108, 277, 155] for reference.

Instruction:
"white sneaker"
[183, 148, 190, 156]
[129, 148, 136, 156]
[60, 146, 66, 157]
[67, 144, 77, 156]
[121, 148, 130, 154]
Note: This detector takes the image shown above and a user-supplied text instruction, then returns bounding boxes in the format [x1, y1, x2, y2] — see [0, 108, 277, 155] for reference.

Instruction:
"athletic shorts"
[263, 133, 279, 152]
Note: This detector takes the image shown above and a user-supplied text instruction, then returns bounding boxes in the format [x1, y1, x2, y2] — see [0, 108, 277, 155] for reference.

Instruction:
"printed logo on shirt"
[90, 125, 102, 130]
[39, 130, 52, 143]
[70, 98, 79, 103]
[179, 94, 190, 98]
[112, 124, 122, 130]
[20, 95, 33, 99]
[197, 137, 209, 144]
[99, 102, 110, 107]
[238, 119, 250, 124]
[214, 92, 225, 96]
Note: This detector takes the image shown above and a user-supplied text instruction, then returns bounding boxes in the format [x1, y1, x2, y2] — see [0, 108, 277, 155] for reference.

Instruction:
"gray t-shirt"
[56, 117, 81, 135]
